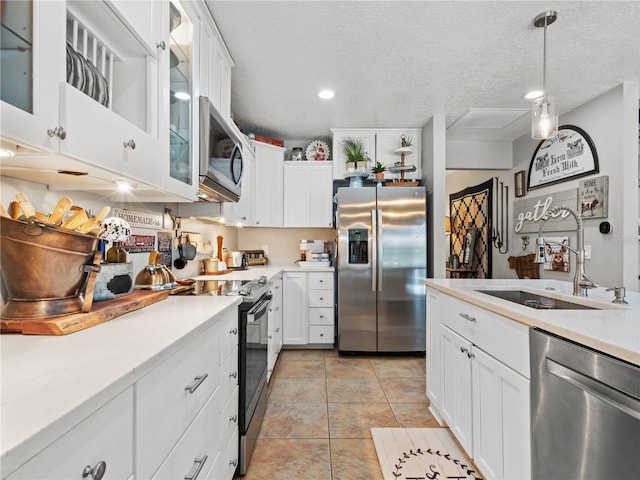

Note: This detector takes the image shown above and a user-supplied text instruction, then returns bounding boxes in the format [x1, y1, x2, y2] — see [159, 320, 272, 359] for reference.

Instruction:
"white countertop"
[424, 279, 640, 366]
[0, 295, 241, 474]
[189, 263, 334, 282]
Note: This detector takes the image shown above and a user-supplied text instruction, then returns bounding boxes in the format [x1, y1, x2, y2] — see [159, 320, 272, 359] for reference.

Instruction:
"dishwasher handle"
[546, 358, 640, 421]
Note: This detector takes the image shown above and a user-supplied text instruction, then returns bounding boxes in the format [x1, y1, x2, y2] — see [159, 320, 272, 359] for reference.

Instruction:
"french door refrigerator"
[337, 186, 427, 353]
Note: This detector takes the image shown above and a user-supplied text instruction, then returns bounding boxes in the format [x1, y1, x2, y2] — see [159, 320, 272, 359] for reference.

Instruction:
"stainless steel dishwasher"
[530, 329, 640, 480]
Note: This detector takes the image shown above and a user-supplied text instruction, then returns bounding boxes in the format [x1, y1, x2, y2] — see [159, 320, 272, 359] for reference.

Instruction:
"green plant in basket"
[342, 137, 368, 168]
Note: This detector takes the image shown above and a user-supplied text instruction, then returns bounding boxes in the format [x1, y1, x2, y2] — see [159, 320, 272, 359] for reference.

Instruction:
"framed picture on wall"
[514, 171, 526, 197]
[527, 125, 599, 191]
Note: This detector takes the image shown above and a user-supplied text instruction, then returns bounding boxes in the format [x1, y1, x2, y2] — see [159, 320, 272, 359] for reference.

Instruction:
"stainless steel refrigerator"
[337, 186, 426, 353]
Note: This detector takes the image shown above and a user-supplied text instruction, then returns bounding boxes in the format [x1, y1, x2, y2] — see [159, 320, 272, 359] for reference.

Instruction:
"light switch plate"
[584, 245, 591, 260]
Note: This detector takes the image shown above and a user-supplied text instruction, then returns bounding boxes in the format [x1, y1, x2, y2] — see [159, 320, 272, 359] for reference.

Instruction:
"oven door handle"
[247, 294, 272, 323]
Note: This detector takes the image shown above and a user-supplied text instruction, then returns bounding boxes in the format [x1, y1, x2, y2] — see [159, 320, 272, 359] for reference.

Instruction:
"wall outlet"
[261, 244, 269, 256]
[584, 245, 591, 260]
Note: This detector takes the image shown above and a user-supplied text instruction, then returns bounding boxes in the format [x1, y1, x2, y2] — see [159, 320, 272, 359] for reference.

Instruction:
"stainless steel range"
[227, 276, 272, 476]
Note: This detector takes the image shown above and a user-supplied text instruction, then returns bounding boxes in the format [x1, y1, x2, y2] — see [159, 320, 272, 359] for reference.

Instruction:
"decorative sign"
[157, 231, 173, 267]
[578, 175, 608, 218]
[121, 235, 155, 253]
[513, 189, 578, 233]
[541, 236, 570, 272]
[528, 125, 599, 191]
[111, 207, 163, 230]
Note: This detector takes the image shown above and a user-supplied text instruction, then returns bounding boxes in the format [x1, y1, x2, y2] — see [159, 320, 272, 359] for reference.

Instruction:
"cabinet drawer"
[219, 309, 239, 364]
[219, 346, 239, 412]
[151, 391, 219, 480]
[136, 327, 220, 479]
[219, 387, 239, 449]
[209, 429, 239, 480]
[309, 307, 333, 325]
[308, 272, 333, 290]
[308, 289, 333, 308]
[309, 325, 334, 344]
[7, 388, 133, 480]
[440, 294, 530, 378]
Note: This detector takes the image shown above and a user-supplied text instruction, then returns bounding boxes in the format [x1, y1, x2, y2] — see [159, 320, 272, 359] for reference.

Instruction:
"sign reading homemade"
[111, 208, 163, 230]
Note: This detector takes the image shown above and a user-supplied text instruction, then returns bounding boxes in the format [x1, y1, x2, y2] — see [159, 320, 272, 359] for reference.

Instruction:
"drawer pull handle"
[229, 371, 238, 379]
[320, 333, 324, 337]
[319, 315, 324, 319]
[185, 373, 208, 394]
[82, 461, 106, 480]
[230, 458, 238, 467]
[459, 313, 476, 322]
[275, 327, 280, 332]
[229, 327, 238, 335]
[229, 414, 238, 423]
[184, 455, 208, 480]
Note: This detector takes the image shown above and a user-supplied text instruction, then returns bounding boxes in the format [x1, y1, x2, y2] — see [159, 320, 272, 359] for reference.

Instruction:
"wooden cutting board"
[1, 290, 170, 335]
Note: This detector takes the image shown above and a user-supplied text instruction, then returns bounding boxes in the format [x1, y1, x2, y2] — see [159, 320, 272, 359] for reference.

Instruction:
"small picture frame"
[514, 171, 526, 198]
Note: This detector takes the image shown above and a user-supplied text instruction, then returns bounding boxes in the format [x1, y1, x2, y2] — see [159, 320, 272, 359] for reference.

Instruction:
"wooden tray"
[1, 290, 170, 335]
[385, 181, 419, 187]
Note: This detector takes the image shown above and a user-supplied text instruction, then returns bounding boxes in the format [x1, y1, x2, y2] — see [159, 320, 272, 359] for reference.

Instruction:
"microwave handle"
[230, 143, 244, 185]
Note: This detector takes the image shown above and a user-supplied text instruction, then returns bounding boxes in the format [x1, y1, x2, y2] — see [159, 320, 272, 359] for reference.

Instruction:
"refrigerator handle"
[377, 208, 383, 292]
[371, 209, 377, 292]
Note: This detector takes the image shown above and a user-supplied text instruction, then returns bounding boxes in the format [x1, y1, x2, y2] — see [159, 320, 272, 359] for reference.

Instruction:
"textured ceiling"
[205, 1, 640, 141]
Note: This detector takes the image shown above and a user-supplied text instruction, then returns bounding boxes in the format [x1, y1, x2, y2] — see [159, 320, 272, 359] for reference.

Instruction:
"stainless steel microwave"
[199, 96, 243, 202]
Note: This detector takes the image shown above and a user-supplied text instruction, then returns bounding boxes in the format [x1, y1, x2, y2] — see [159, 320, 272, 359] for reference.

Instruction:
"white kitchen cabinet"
[440, 324, 474, 455]
[253, 141, 285, 227]
[107, 0, 164, 56]
[221, 142, 255, 226]
[307, 272, 334, 345]
[472, 345, 530, 480]
[331, 129, 376, 180]
[268, 273, 283, 380]
[330, 128, 422, 181]
[427, 287, 531, 480]
[283, 162, 333, 228]
[6, 387, 133, 480]
[282, 271, 308, 345]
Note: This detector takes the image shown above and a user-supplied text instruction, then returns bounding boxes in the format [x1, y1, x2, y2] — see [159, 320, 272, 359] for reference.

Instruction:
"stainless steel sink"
[476, 290, 598, 310]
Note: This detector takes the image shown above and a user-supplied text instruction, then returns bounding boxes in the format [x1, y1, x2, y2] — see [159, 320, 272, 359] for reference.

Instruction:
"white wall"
[446, 139, 513, 170]
[238, 227, 334, 266]
[446, 83, 639, 290]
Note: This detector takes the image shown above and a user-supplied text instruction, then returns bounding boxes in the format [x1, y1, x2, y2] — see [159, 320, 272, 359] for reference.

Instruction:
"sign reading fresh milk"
[513, 189, 578, 233]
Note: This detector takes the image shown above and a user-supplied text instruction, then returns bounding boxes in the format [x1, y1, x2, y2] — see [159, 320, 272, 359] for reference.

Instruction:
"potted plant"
[371, 161, 386, 179]
[342, 137, 368, 170]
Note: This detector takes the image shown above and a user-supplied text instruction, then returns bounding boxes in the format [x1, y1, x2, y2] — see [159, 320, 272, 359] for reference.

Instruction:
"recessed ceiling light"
[318, 89, 335, 99]
[523, 90, 544, 100]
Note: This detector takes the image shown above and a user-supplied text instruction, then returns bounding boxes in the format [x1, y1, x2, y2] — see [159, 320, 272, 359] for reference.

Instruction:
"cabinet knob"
[156, 41, 166, 50]
[229, 414, 238, 423]
[319, 315, 324, 319]
[319, 279, 324, 283]
[47, 126, 66, 140]
[276, 327, 280, 332]
[229, 371, 238, 379]
[320, 333, 324, 337]
[229, 327, 238, 335]
[123, 139, 136, 150]
[82, 461, 106, 480]
[268, 335, 273, 339]
[230, 458, 238, 467]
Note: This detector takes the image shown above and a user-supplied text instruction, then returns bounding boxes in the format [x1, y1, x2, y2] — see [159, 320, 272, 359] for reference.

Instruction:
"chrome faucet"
[534, 205, 597, 297]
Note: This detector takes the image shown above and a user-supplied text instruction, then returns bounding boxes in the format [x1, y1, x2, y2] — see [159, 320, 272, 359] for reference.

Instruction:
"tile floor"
[242, 348, 442, 480]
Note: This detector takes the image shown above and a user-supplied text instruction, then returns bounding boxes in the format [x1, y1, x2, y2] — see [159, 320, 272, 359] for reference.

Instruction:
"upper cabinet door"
[1, 0, 64, 152]
[107, 0, 164, 56]
[331, 129, 376, 180]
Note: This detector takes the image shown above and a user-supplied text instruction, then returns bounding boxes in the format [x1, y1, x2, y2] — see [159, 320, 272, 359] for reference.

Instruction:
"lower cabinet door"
[7, 388, 133, 480]
[151, 391, 219, 480]
[440, 325, 473, 455]
[208, 429, 239, 480]
[309, 325, 334, 344]
[472, 346, 531, 480]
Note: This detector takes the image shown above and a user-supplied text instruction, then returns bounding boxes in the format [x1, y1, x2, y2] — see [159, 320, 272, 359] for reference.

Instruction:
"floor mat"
[371, 428, 483, 480]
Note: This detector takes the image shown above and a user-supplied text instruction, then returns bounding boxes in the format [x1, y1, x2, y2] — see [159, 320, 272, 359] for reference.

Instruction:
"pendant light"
[531, 11, 559, 140]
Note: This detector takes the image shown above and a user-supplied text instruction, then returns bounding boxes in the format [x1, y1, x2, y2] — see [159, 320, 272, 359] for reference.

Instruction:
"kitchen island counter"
[424, 279, 639, 365]
[0, 294, 241, 475]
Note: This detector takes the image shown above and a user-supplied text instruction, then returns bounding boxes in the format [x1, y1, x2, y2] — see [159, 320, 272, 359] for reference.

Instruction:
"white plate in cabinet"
[136, 328, 220, 479]
[60, 84, 163, 188]
[309, 325, 334, 344]
[6, 387, 133, 480]
[309, 307, 333, 326]
[218, 309, 239, 364]
[218, 347, 239, 413]
[308, 272, 333, 290]
[151, 391, 219, 480]
[208, 429, 239, 480]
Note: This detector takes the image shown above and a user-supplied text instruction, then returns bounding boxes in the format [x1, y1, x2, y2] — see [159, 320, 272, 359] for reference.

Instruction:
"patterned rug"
[371, 428, 483, 480]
